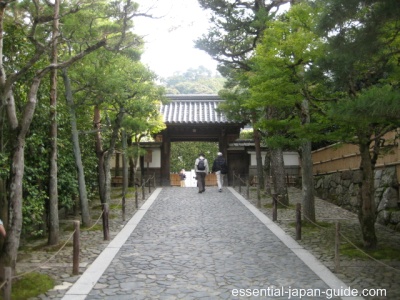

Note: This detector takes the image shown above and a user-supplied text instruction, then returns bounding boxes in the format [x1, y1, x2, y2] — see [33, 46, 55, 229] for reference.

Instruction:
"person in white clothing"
[195, 153, 209, 193]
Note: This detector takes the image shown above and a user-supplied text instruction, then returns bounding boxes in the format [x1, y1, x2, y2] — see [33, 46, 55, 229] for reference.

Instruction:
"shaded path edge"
[228, 187, 364, 300]
[61, 188, 163, 300]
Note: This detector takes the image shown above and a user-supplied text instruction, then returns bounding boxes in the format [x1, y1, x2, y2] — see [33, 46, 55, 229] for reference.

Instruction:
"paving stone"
[57, 187, 341, 300]
[23, 186, 400, 299]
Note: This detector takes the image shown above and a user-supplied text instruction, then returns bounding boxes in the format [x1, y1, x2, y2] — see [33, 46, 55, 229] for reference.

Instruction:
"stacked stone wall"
[314, 166, 400, 231]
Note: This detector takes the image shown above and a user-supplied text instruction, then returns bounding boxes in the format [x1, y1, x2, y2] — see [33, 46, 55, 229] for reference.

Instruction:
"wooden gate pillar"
[219, 128, 230, 185]
[218, 128, 228, 157]
[160, 132, 171, 186]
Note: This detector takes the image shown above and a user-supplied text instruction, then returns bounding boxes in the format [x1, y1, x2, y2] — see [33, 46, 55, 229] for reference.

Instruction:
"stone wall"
[314, 166, 400, 231]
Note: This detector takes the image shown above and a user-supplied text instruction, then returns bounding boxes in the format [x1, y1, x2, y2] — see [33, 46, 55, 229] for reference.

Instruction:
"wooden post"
[296, 203, 302, 240]
[272, 193, 277, 222]
[335, 221, 340, 272]
[135, 189, 139, 209]
[73, 221, 80, 275]
[246, 179, 250, 199]
[233, 172, 235, 188]
[257, 184, 261, 208]
[102, 203, 110, 241]
[238, 174, 242, 193]
[122, 131, 128, 222]
[122, 195, 126, 222]
[148, 177, 151, 193]
[3, 267, 11, 300]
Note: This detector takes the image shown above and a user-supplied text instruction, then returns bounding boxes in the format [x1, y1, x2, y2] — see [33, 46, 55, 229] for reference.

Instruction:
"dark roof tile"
[161, 94, 235, 124]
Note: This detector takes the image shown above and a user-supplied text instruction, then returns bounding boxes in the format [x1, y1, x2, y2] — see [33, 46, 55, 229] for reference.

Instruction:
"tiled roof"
[229, 139, 255, 147]
[161, 94, 235, 124]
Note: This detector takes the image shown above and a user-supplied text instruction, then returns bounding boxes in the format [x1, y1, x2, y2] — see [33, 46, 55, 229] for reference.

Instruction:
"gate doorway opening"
[170, 141, 218, 187]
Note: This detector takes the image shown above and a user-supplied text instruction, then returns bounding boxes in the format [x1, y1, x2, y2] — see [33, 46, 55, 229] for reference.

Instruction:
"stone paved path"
[62, 187, 356, 300]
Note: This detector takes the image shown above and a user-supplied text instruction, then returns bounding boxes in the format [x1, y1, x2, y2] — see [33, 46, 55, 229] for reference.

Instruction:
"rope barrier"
[0, 206, 104, 286]
[0, 175, 158, 293]
[87, 207, 106, 230]
[275, 196, 293, 209]
[0, 278, 6, 289]
[108, 173, 155, 214]
[281, 201, 400, 274]
[11, 229, 77, 280]
[339, 232, 400, 273]
[232, 172, 248, 185]
[236, 186, 400, 274]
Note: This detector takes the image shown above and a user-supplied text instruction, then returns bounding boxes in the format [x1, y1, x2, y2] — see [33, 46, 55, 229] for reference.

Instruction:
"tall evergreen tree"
[0, 0, 145, 274]
[196, 1, 291, 192]
[315, 0, 400, 248]
[249, 1, 328, 220]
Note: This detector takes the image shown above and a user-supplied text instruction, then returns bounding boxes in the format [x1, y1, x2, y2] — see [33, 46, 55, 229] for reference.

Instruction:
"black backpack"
[197, 159, 205, 170]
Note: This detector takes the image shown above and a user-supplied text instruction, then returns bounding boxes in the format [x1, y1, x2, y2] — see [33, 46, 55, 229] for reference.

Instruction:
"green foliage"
[0, 0, 165, 243]
[313, 0, 400, 151]
[196, 0, 281, 74]
[316, 0, 400, 92]
[323, 85, 400, 146]
[163, 66, 225, 94]
[329, 85, 400, 127]
[22, 106, 51, 237]
[83, 224, 103, 231]
[248, 2, 329, 149]
[170, 142, 219, 173]
[22, 185, 47, 238]
[340, 243, 400, 260]
[0, 272, 55, 300]
[0, 152, 9, 178]
[239, 129, 254, 140]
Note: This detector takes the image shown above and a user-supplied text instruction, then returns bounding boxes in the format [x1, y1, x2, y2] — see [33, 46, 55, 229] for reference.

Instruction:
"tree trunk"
[62, 68, 91, 227]
[270, 147, 288, 206]
[300, 139, 315, 222]
[300, 99, 315, 223]
[358, 141, 377, 249]
[1, 76, 43, 274]
[263, 149, 272, 195]
[94, 105, 107, 203]
[4, 138, 24, 272]
[95, 106, 124, 204]
[252, 112, 264, 189]
[127, 136, 136, 187]
[0, 0, 125, 274]
[0, 107, 8, 253]
[122, 130, 128, 203]
[103, 151, 112, 204]
[48, 0, 60, 246]
[129, 157, 135, 187]
[265, 106, 288, 203]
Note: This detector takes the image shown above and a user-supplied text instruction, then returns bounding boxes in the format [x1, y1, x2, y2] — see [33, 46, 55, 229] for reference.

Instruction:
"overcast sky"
[134, 0, 218, 78]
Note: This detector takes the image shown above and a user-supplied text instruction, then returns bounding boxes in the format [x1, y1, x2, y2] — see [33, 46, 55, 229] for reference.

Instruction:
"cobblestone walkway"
[62, 187, 351, 300]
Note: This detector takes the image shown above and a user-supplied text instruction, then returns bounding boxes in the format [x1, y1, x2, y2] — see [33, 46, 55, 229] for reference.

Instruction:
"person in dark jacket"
[212, 152, 228, 192]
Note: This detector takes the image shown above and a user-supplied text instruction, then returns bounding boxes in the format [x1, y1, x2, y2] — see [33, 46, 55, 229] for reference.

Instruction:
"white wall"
[283, 152, 300, 166]
[144, 148, 161, 168]
[248, 151, 300, 166]
[111, 148, 162, 170]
